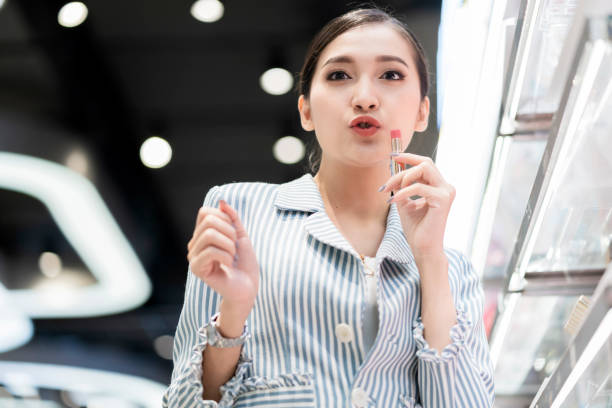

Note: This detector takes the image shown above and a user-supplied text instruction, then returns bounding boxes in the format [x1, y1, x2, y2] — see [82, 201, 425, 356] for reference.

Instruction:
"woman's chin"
[342, 157, 389, 170]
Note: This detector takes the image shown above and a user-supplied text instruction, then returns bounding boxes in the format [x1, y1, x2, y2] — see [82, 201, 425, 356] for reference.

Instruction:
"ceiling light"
[61, 387, 93, 407]
[39, 252, 62, 278]
[58, 2, 88, 28]
[190, 0, 224, 23]
[0, 283, 33, 353]
[0, 361, 165, 408]
[153, 335, 174, 360]
[2, 372, 37, 398]
[0, 152, 152, 318]
[65, 149, 89, 176]
[87, 396, 139, 408]
[273, 136, 304, 164]
[140, 136, 172, 169]
[260, 68, 294, 95]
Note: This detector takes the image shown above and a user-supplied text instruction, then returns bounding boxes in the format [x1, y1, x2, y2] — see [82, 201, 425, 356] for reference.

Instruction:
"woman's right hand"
[187, 199, 259, 334]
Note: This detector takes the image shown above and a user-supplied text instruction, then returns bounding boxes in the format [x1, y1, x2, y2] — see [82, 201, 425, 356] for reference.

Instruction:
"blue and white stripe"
[162, 174, 495, 407]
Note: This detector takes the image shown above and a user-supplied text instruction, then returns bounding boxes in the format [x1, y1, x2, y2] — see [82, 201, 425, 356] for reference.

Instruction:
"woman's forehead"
[317, 24, 415, 66]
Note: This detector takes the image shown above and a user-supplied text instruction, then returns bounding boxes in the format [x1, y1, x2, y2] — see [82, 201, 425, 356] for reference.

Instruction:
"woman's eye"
[327, 71, 350, 80]
[381, 71, 404, 80]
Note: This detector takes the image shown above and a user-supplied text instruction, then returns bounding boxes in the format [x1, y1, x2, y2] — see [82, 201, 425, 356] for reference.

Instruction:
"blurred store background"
[0, 0, 610, 407]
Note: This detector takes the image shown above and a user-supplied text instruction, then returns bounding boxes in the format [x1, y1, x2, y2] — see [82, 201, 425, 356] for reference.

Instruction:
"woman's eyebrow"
[376, 55, 409, 67]
[322, 55, 409, 68]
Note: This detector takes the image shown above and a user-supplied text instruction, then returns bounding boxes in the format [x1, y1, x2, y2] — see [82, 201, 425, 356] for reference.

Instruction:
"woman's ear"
[298, 95, 314, 131]
[414, 96, 430, 132]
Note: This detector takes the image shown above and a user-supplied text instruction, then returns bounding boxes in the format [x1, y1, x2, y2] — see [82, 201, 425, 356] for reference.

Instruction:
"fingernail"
[386, 197, 394, 204]
[377, 184, 386, 192]
[390, 153, 399, 157]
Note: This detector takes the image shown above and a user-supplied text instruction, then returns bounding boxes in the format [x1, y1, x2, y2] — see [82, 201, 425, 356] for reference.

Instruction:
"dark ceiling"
[0, 0, 442, 391]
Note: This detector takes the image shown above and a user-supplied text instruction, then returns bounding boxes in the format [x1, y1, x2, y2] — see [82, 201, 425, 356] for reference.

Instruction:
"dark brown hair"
[298, 7, 431, 174]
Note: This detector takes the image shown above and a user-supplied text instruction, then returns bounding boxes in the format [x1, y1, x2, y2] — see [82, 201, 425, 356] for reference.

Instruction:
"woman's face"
[298, 23, 429, 170]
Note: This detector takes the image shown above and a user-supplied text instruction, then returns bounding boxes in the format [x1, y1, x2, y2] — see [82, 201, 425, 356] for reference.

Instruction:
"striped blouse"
[162, 174, 495, 407]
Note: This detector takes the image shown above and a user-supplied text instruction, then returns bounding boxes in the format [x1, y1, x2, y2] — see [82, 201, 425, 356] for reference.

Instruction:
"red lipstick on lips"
[350, 116, 381, 137]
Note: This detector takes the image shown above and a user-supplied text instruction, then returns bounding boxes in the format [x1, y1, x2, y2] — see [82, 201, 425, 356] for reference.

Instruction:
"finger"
[219, 200, 249, 240]
[190, 207, 233, 251]
[195, 206, 232, 229]
[382, 155, 443, 192]
[391, 152, 432, 166]
[189, 214, 237, 251]
[389, 183, 443, 208]
[380, 163, 428, 194]
[202, 262, 242, 296]
[398, 196, 428, 211]
[190, 246, 234, 279]
[189, 228, 237, 262]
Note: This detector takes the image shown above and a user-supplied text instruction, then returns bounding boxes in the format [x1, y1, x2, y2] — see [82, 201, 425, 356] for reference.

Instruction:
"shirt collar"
[274, 173, 325, 213]
[274, 174, 414, 265]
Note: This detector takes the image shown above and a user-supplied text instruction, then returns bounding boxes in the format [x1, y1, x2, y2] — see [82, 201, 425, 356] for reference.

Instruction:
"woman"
[163, 8, 494, 408]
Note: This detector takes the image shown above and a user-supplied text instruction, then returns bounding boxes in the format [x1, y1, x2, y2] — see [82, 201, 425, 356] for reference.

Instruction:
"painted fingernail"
[386, 196, 394, 204]
[390, 153, 399, 157]
[377, 184, 386, 192]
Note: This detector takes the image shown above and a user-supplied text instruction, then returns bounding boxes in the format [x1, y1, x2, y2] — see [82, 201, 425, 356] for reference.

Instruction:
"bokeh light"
[58, 2, 88, 28]
[273, 136, 304, 164]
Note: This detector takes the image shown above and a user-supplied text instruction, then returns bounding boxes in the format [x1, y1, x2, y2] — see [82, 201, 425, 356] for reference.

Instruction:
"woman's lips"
[349, 116, 382, 137]
[350, 126, 380, 137]
[350, 116, 382, 128]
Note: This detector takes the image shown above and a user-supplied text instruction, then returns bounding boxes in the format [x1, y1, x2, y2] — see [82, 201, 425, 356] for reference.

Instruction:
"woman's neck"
[313, 158, 390, 228]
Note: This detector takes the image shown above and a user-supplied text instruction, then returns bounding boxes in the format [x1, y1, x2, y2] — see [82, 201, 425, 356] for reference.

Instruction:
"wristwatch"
[206, 312, 250, 348]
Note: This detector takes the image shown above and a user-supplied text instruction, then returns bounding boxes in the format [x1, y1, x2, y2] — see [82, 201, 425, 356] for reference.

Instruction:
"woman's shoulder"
[201, 180, 277, 207]
[201, 174, 314, 208]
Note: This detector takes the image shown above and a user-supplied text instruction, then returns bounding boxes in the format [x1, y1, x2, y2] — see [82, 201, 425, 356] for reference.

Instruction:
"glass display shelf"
[505, 16, 612, 294]
[482, 137, 547, 280]
[494, 294, 580, 395]
[530, 263, 612, 408]
[559, 335, 611, 408]
[522, 31, 612, 279]
[488, 14, 612, 406]
[516, 0, 578, 117]
[500, 0, 579, 134]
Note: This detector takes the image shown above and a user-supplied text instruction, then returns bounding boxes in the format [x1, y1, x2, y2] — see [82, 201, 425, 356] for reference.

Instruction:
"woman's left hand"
[380, 153, 455, 256]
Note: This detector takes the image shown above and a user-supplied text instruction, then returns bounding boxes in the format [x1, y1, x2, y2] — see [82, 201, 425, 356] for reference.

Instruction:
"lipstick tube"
[391, 129, 403, 176]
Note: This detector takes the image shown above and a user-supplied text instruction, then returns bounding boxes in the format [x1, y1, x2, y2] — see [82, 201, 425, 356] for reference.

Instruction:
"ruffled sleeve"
[413, 304, 472, 362]
[412, 249, 495, 407]
[162, 186, 254, 407]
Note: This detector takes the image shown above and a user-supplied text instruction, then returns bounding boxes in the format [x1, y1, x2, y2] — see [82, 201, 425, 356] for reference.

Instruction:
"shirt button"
[351, 387, 369, 407]
[335, 323, 354, 343]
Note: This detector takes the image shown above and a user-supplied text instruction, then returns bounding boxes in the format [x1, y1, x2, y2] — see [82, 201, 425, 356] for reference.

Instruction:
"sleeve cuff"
[189, 317, 253, 407]
[412, 305, 473, 362]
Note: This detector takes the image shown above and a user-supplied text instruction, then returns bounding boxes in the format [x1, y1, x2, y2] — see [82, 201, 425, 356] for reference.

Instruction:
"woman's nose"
[351, 79, 379, 111]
